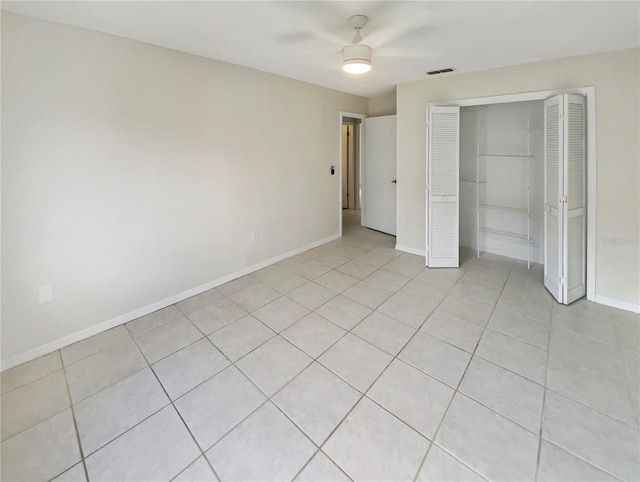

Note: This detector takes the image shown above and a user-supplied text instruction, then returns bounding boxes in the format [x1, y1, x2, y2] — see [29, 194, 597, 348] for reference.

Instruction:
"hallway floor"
[2, 211, 639, 481]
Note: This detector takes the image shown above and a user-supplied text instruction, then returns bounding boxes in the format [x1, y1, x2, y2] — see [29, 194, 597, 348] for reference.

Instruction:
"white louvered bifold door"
[543, 94, 586, 304]
[544, 96, 564, 302]
[563, 94, 586, 303]
[427, 106, 460, 268]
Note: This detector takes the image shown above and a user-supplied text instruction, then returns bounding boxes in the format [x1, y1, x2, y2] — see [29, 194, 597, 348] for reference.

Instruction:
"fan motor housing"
[348, 15, 369, 29]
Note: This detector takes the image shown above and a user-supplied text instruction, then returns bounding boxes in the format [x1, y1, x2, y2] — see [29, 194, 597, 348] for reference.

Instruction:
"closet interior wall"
[459, 101, 544, 265]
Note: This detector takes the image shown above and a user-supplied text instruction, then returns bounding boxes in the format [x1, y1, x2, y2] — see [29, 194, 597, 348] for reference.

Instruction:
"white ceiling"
[3, 1, 639, 97]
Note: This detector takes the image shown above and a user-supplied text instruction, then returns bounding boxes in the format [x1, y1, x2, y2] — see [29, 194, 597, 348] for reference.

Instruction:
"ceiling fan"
[342, 15, 372, 75]
[273, 2, 438, 74]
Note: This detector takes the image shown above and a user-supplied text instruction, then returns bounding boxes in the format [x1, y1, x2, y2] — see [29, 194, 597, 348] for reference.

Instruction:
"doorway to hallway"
[342, 118, 360, 212]
[342, 209, 362, 236]
[341, 117, 362, 234]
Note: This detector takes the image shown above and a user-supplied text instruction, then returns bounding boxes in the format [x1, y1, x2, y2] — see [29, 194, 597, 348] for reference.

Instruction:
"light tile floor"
[2, 209, 639, 481]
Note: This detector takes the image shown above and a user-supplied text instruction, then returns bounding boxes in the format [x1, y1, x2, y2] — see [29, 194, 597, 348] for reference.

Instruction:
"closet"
[459, 101, 544, 267]
[426, 94, 587, 305]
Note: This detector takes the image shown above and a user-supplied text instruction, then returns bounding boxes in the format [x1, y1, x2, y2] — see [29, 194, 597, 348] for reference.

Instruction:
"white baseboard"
[594, 295, 640, 314]
[395, 244, 426, 257]
[1, 233, 341, 371]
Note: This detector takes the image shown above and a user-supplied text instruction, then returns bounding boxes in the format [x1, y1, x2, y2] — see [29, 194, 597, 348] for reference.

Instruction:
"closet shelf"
[460, 180, 487, 185]
[478, 204, 531, 214]
[479, 227, 532, 242]
[477, 154, 533, 160]
[468, 104, 538, 269]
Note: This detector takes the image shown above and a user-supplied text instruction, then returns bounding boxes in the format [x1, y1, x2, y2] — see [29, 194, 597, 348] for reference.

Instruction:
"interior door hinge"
[559, 276, 567, 286]
[560, 113, 567, 122]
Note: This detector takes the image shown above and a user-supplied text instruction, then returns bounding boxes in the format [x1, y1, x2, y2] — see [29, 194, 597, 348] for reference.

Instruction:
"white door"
[543, 95, 564, 302]
[364, 115, 396, 235]
[544, 94, 586, 304]
[427, 106, 460, 267]
[563, 94, 587, 303]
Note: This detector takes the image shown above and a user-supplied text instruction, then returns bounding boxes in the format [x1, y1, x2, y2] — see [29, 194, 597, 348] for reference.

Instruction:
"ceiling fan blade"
[273, 31, 317, 44]
[368, 24, 433, 49]
[270, 1, 354, 49]
[273, 27, 345, 48]
[362, 3, 440, 48]
[374, 46, 441, 60]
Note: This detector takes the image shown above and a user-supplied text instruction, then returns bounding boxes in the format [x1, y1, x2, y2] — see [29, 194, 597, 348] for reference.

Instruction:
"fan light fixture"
[343, 15, 371, 75]
[342, 44, 372, 74]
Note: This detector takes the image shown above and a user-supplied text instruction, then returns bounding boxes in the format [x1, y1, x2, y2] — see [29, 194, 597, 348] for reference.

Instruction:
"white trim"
[425, 122, 429, 267]
[424, 87, 596, 300]
[1, 233, 340, 371]
[395, 244, 426, 257]
[339, 111, 367, 233]
[594, 295, 640, 314]
[585, 90, 597, 302]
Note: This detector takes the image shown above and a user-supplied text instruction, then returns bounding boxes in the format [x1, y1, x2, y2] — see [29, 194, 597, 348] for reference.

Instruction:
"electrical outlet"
[251, 230, 259, 241]
[39, 284, 54, 304]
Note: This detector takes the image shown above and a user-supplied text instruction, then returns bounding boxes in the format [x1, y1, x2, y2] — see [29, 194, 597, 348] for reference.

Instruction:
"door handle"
[391, 179, 397, 183]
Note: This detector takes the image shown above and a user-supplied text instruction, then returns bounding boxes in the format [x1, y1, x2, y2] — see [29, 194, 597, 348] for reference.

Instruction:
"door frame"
[425, 87, 596, 301]
[341, 121, 358, 210]
[339, 111, 367, 236]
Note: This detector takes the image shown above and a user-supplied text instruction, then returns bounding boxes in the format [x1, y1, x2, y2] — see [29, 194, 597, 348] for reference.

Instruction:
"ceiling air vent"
[426, 68, 455, 76]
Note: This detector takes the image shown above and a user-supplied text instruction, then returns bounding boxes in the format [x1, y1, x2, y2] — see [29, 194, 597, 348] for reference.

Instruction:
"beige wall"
[397, 48, 640, 309]
[369, 88, 397, 116]
[1, 13, 368, 365]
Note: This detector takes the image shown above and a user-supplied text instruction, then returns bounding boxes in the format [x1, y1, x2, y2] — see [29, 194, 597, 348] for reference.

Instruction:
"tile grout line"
[537, 438, 625, 481]
[224, 278, 385, 459]
[125, 314, 270, 478]
[279, 241, 431, 479]
[60, 334, 133, 373]
[65, 251, 391, 478]
[545, 309, 640, 429]
[58, 357, 91, 482]
[132, 317, 307, 482]
[166, 277, 362, 476]
[542, 385, 640, 428]
[310, 249, 536, 477]
[300, 255, 470, 481]
[1, 352, 149, 445]
[176, 264, 634, 481]
[186, 282, 365, 476]
[67, 316, 226, 463]
[479, 330, 639, 429]
[124, 322, 224, 482]
[411, 256, 515, 482]
[9, 341, 172, 475]
[611, 316, 640, 430]
[209, 264, 403, 476]
[289, 447, 352, 482]
[0, 357, 64, 397]
[534, 293, 554, 482]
